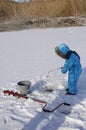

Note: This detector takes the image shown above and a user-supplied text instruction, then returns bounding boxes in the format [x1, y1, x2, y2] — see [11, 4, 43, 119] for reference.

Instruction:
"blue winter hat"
[55, 43, 70, 59]
[58, 43, 70, 55]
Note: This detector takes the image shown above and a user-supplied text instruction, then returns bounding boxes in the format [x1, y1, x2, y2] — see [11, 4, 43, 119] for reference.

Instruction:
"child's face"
[55, 47, 65, 59]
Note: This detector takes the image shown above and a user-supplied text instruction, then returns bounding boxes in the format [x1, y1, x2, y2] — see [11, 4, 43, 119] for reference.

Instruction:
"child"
[55, 43, 82, 95]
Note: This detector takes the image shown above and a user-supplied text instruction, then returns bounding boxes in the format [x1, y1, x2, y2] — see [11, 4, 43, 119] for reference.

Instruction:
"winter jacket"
[55, 44, 82, 94]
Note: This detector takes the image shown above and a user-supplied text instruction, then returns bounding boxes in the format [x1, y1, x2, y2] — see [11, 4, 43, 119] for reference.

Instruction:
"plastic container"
[17, 80, 31, 95]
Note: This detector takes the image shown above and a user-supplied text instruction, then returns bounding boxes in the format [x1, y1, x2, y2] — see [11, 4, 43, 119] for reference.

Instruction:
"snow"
[14, 0, 31, 2]
[0, 26, 86, 130]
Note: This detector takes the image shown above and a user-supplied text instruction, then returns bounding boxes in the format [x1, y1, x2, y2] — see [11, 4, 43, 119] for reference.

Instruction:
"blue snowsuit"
[55, 44, 82, 95]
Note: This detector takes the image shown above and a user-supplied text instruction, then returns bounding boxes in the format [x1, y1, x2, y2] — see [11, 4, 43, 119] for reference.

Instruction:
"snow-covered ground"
[0, 26, 86, 130]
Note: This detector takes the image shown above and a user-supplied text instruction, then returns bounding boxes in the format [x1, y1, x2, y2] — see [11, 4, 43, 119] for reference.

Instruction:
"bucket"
[17, 80, 31, 95]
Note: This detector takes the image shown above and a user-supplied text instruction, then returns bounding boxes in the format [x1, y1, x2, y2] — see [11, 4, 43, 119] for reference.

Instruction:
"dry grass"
[0, 0, 86, 20]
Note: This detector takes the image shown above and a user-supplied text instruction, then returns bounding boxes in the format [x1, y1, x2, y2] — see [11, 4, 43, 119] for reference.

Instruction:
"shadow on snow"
[22, 67, 86, 130]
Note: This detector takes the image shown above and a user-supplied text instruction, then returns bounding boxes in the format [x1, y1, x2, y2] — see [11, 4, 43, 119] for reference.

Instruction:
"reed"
[0, 0, 86, 20]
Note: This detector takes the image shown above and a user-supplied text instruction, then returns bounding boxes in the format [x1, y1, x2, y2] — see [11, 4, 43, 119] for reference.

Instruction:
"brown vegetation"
[0, 0, 86, 20]
[0, 0, 86, 31]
